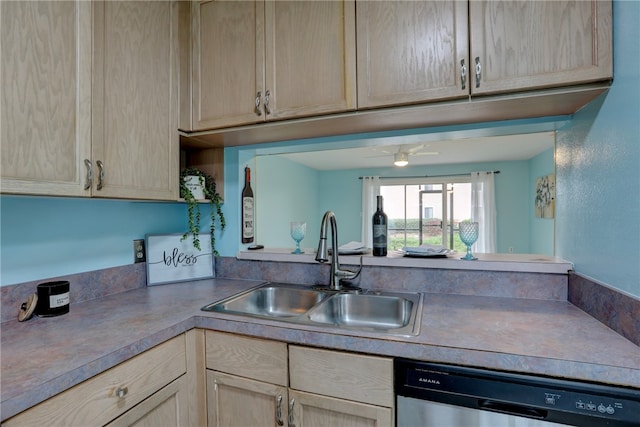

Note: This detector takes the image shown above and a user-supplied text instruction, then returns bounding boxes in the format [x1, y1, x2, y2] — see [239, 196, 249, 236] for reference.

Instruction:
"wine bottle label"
[373, 224, 387, 248]
[242, 197, 254, 238]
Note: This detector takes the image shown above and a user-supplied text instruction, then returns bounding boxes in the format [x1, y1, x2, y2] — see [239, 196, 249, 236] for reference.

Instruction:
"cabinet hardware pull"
[460, 59, 467, 90]
[84, 159, 93, 190]
[115, 386, 128, 398]
[264, 89, 271, 115]
[475, 57, 482, 88]
[288, 398, 295, 427]
[276, 395, 284, 426]
[96, 160, 104, 190]
[255, 91, 263, 116]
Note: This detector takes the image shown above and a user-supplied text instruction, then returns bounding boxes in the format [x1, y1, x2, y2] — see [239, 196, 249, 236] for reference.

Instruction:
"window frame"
[378, 175, 471, 250]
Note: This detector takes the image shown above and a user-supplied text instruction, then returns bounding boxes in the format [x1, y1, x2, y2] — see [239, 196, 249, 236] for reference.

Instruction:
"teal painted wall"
[529, 148, 556, 255]
[317, 169, 363, 245]
[555, 0, 640, 296]
[0, 196, 190, 286]
[255, 156, 320, 249]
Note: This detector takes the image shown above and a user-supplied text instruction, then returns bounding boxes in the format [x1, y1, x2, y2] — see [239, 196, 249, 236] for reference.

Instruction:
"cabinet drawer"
[205, 331, 288, 386]
[289, 345, 393, 407]
[4, 335, 187, 427]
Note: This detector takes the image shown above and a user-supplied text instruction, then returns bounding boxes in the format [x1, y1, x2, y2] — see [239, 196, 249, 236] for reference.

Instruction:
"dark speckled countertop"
[2, 278, 639, 421]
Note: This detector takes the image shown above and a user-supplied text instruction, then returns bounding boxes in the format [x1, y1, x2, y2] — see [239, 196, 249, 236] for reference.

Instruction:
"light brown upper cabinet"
[356, 0, 469, 109]
[469, 1, 612, 95]
[357, 0, 612, 109]
[186, 0, 356, 131]
[92, 1, 179, 200]
[1, 1, 179, 200]
[1, 1, 92, 197]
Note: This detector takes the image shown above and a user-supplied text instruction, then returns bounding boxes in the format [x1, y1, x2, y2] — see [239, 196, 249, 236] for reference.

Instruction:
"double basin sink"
[202, 282, 423, 336]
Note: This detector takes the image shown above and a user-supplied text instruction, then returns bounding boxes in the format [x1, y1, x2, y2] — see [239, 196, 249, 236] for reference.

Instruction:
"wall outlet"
[508, 246, 514, 253]
[133, 239, 146, 263]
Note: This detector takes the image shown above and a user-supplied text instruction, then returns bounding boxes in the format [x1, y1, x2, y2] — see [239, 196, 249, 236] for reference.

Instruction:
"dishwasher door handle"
[479, 400, 548, 419]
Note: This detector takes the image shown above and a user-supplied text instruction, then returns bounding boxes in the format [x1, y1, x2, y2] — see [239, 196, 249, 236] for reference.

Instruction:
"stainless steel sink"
[306, 293, 415, 331]
[202, 284, 327, 318]
[202, 282, 423, 336]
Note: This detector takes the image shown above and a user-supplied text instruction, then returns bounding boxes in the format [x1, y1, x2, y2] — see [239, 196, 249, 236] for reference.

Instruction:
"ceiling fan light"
[394, 152, 409, 167]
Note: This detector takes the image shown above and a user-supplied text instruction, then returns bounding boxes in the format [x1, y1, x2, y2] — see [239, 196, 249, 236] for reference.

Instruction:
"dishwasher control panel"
[395, 359, 640, 427]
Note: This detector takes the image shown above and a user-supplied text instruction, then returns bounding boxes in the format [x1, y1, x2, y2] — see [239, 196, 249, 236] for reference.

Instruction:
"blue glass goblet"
[290, 222, 306, 254]
[459, 221, 479, 261]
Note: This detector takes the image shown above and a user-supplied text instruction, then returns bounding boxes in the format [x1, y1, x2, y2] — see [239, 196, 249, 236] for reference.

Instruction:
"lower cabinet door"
[289, 389, 393, 427]
[3, 335, 187, 427]
[105, 375, 189, 427]
[207, 370, 288, 427]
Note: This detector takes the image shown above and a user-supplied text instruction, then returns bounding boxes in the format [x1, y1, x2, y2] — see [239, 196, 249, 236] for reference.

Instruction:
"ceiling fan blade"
[364, 153, 392, 158]
[406, 144, 426, 154]
[368, 147, 397, 155]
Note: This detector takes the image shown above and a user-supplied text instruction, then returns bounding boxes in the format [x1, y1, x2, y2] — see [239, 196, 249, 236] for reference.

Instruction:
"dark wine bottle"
[242, 166, 254, 243]
[372, 195, 387, 256]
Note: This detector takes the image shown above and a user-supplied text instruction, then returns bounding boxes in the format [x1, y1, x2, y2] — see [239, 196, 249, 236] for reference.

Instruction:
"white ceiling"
[278, 131, 555, 171]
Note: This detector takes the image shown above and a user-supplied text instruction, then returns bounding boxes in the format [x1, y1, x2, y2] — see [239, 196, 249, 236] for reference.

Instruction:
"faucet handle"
[352, 255, 363, 278]
[335, 256, 363, 280]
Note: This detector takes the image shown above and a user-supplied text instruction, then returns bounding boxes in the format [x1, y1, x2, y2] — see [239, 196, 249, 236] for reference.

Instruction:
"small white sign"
[145, 233, 214, 286]
[183, 175, 205, 200]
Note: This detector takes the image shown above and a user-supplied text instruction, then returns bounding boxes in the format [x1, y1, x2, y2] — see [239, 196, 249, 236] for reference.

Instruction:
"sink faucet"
[315, 211, 362, 290]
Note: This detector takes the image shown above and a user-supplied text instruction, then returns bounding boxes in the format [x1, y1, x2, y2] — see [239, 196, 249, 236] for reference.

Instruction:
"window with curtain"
[361, 173, 497, 252]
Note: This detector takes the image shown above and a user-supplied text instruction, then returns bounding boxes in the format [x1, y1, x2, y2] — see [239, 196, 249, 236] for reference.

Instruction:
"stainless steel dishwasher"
[395, 359, 640, 427]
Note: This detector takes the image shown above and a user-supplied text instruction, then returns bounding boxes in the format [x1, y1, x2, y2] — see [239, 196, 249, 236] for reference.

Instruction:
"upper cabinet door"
[264, 0, 356, 121]
[469, 0, 613, 95]
[1, 1, 92, 196]
[190, 0, 265, 131]
[92, 1, 179, 200]
[188, 0, 356, 131]
[356, 1, 469, 109]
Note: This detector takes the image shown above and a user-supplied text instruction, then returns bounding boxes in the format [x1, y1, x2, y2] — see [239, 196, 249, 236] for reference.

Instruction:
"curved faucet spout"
[315, 211, 335, 263]
[315, 211, 361, 290]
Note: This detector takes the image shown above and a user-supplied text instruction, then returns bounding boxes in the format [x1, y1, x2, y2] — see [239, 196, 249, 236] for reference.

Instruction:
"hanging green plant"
[180, 167, 225, 254]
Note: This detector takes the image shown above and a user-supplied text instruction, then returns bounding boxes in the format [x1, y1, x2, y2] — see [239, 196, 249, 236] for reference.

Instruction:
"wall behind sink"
[0, 196, 189, 286]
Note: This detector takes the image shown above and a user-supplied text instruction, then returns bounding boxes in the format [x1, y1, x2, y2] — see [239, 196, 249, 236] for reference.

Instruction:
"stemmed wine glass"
[290, 222, 306, 254]
[458, 221, 479, 261]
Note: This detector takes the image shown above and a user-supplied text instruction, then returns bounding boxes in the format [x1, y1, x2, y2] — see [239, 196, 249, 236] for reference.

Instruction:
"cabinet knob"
[255, 91, 263, 116]
[115, 386, 128, 399]
[460, 59, 467, 90]
[264, 90, 271, 115]
[276, 394, 284, 426]
[96, 160, 104, 191]
[288, 398, 295, 427]
[84, 159, 93, 190]
[475, 57, 482, 88]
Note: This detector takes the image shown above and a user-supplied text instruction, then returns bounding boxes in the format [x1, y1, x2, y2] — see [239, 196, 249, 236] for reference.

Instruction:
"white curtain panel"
[471, 171, 497, 253]
[361, 176, 381, 248]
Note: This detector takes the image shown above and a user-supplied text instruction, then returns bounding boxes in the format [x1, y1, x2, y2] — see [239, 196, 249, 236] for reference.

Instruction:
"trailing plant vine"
[180, 167, 225, 255]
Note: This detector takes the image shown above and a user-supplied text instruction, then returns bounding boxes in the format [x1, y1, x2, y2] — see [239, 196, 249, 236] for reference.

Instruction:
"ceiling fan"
[366, 144, 439, 167]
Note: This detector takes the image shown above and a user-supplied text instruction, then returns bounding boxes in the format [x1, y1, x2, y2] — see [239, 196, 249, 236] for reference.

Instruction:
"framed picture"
[535, 173, 555, 219]
[145, 233, 214, 286]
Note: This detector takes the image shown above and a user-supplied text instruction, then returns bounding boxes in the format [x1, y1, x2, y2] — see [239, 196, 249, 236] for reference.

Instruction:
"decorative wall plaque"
[146, 233, 214, 285]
